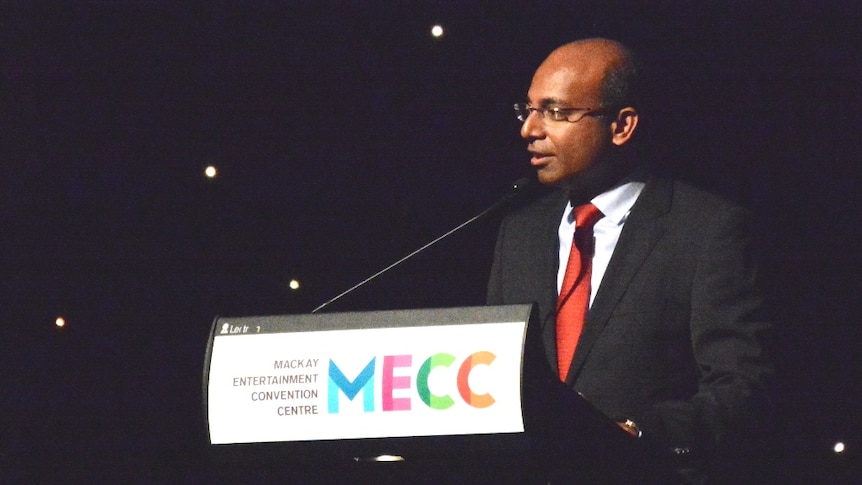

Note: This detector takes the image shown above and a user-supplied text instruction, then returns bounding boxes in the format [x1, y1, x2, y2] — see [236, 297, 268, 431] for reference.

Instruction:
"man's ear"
[610, 107, 638, 146]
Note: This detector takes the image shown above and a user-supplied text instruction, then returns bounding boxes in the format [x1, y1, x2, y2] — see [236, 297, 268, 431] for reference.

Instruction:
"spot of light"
[353, 454, 404, 462]
[205, 165, 218, 178]
[834, 441, 845, 454]
[431, 25, 444, 38]
[55, 317, 66, 328]
[289, 279, 301, 291]
[373, 454, 404, 462]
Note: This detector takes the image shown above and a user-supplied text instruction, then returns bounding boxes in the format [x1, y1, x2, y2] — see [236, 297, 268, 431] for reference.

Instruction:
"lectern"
[203, 305, 677, 483]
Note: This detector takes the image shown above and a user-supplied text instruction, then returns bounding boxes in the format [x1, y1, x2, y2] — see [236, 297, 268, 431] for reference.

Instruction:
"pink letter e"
[382, 354, 412, 411]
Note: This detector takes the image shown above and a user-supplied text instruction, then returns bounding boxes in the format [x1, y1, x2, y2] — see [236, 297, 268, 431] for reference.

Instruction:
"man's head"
[519, 38, 641, 193]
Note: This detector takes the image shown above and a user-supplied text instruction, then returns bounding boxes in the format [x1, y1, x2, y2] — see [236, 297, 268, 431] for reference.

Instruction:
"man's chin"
[536, 168, 568, 187]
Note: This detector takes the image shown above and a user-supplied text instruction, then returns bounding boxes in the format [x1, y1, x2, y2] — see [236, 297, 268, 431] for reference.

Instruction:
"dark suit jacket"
[487, 175, 774, 457]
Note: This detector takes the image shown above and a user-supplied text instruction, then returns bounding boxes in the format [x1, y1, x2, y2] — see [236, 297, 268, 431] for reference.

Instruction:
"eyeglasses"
[513, 103, 608, 123]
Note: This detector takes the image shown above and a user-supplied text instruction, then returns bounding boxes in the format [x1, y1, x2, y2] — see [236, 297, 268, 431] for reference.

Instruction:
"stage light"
[353, 454, 405, 462]
[55, 317, 66, 328]
[373, 454, 404, 462]
[205, 165, 218, 178]
[834, 441, 845, 454]
[431, 25, 444, 38]
[289, 279, 301, 291]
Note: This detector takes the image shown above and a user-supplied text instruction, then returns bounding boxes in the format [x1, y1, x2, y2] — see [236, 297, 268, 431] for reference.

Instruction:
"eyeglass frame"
[513, 102, 613, 123]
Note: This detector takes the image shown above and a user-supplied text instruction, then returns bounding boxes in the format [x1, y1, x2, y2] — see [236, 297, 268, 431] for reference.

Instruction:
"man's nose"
[520, 111, 545, 140]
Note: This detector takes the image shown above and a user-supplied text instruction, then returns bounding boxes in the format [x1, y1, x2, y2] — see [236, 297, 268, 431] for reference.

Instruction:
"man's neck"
[564, 154, 638, 206]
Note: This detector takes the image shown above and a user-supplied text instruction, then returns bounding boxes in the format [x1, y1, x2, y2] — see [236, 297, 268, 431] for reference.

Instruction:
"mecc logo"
[328, 352, 497, 413]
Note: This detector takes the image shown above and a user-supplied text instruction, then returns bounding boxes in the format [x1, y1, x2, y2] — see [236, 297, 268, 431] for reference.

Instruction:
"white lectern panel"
[204, 306, 531, 445]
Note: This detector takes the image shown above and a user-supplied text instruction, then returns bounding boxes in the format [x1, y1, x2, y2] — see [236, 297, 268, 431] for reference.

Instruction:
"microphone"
[311, 177, 535, 314]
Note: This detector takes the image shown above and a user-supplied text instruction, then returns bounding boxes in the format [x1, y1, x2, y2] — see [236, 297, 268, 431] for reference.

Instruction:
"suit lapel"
[565, 177, 674, 383]
[539, 191, 571, 328]
[538, 191, 570, 370]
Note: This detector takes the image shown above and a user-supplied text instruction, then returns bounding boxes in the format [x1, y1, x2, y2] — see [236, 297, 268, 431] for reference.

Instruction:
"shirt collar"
[565, 171, 646, 225]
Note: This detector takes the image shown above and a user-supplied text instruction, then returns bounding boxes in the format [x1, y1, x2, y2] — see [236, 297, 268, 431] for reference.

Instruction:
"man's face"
[521, 52, 613, 188]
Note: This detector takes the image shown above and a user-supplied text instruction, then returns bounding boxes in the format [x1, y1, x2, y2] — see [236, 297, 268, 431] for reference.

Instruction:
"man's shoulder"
[628, 175, 753, 242]
[641, 175, 747, 215]
[669, 178, 740, 208]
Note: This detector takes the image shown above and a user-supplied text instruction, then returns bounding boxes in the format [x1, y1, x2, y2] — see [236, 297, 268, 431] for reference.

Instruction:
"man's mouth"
[529, 151, 553, 166]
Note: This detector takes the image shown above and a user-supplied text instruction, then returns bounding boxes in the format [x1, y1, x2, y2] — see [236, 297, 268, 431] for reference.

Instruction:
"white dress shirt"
[557, 176, 646, 307]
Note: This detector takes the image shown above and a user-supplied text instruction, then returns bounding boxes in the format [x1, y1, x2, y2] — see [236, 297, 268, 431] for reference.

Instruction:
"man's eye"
[548, 109, 566, 121]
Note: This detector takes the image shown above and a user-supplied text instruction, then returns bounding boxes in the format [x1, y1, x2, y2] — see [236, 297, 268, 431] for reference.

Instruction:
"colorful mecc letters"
[328, 351, 497, 413]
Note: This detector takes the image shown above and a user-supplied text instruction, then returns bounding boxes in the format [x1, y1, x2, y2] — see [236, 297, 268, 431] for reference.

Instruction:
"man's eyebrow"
[527, 97, 565, 107]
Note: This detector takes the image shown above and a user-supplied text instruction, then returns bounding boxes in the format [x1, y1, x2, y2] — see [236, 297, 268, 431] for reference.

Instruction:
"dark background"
[3, 1, 861, 482]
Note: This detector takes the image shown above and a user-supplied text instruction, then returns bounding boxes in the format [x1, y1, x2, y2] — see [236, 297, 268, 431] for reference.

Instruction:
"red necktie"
[556, 203, 603, 381]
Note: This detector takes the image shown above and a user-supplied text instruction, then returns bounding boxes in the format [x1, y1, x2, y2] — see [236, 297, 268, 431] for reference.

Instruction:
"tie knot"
[573, 203, 603, 230]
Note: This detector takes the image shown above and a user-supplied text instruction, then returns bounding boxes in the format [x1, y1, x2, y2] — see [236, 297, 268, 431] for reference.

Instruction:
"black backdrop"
[3, 1, 861, 481]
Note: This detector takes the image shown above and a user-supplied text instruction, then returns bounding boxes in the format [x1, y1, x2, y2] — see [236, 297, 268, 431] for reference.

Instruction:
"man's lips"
[529, 151, 553, 166]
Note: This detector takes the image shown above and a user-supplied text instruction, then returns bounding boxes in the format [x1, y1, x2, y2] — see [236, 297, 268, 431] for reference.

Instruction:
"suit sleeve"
[640, 206, 775, 454]
[486, 220, 507, 305]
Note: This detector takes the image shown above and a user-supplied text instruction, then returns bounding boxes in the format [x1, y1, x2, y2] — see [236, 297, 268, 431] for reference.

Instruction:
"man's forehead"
[527, 66, 601, 105]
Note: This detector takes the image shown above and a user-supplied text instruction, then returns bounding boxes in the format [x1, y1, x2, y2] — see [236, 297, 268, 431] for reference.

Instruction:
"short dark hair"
[599, 46, 642, 110]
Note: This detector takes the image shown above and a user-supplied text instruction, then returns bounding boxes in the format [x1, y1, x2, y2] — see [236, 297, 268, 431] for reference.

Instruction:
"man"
[487, 38, 773, 479]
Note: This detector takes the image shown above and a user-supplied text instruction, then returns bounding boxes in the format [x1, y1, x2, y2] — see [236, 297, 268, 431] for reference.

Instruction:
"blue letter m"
[328, 358, 375, 413]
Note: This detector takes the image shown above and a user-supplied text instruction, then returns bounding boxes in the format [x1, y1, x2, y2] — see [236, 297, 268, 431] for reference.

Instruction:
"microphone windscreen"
[511, 177, 533, 193]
